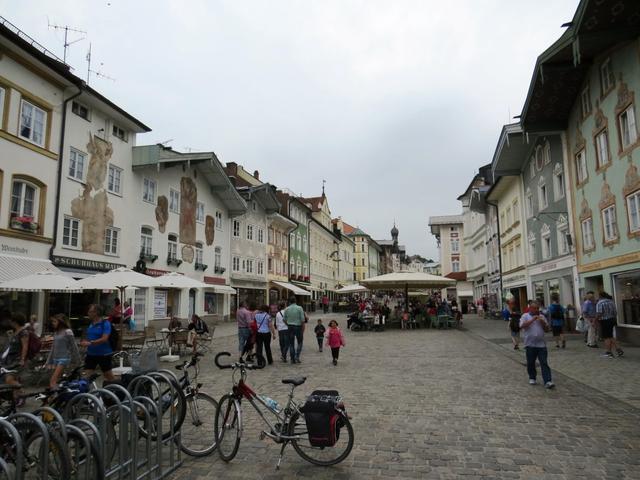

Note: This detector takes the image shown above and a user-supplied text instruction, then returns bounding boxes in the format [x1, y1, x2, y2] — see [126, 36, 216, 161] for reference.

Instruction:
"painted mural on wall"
[180, 176, 197, 245]
[205, 215, 215, 246]
[155, 195, 169, 233]
[70, 134, 114, 254]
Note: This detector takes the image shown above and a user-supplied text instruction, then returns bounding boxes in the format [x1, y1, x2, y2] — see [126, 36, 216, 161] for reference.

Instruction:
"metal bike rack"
[7, 412, 49, 480]
[32, 406, 68, 442]
[69, 418, 105, 480]
[148, 371, 182, 477]
[0, 418, 23, 480]
[65, 423, 93, 480]
[132, 393, 159, 480]
[64, 393, 109, 474]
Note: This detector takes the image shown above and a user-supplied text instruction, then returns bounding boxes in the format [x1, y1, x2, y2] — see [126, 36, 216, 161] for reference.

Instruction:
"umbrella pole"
[405, 283, 409, 312]
[118, 286, 125, 351]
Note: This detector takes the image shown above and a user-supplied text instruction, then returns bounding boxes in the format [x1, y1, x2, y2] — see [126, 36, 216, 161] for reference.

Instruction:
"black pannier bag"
[299, 390, 344, 447]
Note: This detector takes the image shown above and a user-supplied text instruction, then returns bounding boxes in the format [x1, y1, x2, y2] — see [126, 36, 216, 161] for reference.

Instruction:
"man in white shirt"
[275, 301, 289, 362]
[519, 300, 555, 389]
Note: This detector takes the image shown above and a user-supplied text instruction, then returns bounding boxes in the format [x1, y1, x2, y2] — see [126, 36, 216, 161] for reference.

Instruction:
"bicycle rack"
[133, 393, 159, 480]
[103, 383, 140, 480]
[64, 393, 108, 475]
[69, 418, 105, 480]
[65, 423, 93, 480]
[7, 412, 49, 480]
[0, 418, 23, 480]
[32, 405, 67, 442]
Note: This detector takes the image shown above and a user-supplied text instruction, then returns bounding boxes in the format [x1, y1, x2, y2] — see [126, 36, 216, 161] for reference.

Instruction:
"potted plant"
[11, 216, 36, 231]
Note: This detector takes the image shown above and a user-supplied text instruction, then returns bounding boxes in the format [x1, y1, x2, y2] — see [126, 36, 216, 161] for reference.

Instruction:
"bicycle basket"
[129, 348, 159, 373]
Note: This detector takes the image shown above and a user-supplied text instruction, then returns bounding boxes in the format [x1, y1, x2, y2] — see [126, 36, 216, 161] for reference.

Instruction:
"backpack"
[26, 330, 42, 360]
[549, 304, 564, 320]
[100, 320, 119, 352]
[299, 390, 344, 447]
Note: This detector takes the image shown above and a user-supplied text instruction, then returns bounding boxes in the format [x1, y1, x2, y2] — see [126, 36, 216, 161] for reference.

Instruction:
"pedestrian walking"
[284, 296, 305, 364]
[548, 294, 566, 349]
[0, 312, 30, 405]
[236, 301, 253, 360]
[255, 305, 276, 365]
[322, 295, 329, 314]
[595, 292, 624, 358]
[505, 299, 521, 350]
[46, 314, 81, 389]
[275, 301, 289, 362]
[80, 304, 115, 382]
[325, 320, 345, 366]
[582, 291, 598, 348]
[519, 300, 555, 389]
[314, 319, 326, 352]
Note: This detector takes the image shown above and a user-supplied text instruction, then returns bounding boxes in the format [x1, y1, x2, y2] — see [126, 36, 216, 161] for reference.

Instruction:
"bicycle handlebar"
[214, 351, 264, 370]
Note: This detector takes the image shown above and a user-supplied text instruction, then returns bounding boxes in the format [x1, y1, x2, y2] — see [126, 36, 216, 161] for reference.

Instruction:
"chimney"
[225, 162, 238, 175]
[253, 170, 260, 180]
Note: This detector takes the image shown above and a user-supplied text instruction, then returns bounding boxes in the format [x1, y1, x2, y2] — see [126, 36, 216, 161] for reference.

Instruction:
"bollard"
[0, 418, 23, 480]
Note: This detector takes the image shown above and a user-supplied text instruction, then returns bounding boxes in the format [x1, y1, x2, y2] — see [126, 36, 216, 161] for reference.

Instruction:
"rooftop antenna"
[47, 19, 86, 64]
[86, 43, 115, 84]
[322, 179, 326, 196]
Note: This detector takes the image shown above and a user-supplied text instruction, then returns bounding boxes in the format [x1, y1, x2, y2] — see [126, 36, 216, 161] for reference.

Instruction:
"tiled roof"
[428, 215, 463, 226]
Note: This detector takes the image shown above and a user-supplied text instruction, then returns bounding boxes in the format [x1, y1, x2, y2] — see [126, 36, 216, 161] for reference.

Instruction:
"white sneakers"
[545, 381, 555, 389]
[529, 379, 537, 385]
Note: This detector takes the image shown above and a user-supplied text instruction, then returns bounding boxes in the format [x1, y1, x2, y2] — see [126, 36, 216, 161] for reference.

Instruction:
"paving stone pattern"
[174, 314, 640, 479]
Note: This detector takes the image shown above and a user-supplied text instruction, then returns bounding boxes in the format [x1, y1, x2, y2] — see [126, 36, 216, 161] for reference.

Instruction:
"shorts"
[51, 358, 71, 366]
[600, 319, 616, 339]
[551, 325, 563, 336]
[510, 330, 520, 337]
[84, 354, 113, 372]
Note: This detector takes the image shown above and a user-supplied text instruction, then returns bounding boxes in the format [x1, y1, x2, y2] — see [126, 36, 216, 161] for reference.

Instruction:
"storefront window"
[0, 292, 33, 330]
[533, 281, 544, 306]
[613, 271, 640, 325]
[547, 279, 560, 305]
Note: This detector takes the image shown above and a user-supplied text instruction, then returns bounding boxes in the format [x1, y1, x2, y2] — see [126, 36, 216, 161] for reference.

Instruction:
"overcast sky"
[4, 0, 579, 260]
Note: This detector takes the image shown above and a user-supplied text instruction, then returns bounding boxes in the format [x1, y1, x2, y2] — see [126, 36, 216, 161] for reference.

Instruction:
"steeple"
[391, 222, 399, 240]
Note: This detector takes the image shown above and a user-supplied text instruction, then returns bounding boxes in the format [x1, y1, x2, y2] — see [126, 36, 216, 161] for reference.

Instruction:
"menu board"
[154, 290, 168, 318]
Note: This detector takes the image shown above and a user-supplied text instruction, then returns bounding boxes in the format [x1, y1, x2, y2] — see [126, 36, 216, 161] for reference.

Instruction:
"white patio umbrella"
[336, 284, 369, 294]
[360, 271, 455, 311]
[155, 272, 209, 289]
[76, 267, 160, 291]
[0, 270, 83, 292]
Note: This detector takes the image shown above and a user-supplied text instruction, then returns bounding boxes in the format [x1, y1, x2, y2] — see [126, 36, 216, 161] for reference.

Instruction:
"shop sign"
[503, 273, 527, 286]
[1, 243, 29, 255]
[204, 276, 224, 285]
[145, 268, 171, 277]
[154, 290, 167, 318]
[52, 255, 125, 272]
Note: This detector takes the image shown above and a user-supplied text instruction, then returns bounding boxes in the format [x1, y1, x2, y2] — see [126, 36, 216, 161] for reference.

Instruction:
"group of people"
[236, 297, 346, 366]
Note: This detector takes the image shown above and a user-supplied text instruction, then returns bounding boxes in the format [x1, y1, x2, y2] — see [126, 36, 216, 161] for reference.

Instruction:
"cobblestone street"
[176, 314, 640, 479]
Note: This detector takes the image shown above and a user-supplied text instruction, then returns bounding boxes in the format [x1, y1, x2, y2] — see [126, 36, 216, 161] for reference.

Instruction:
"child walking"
[325, 320, 345, 366]
[46, 314, 81, 389]
[314, 319, 326, 352]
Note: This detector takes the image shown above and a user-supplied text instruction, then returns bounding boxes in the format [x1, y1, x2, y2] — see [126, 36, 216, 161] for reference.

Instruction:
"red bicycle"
[213, 352, 354, 469]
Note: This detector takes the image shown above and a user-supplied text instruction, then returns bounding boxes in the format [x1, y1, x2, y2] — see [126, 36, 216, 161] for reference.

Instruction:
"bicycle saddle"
[282, 376, 306, 386]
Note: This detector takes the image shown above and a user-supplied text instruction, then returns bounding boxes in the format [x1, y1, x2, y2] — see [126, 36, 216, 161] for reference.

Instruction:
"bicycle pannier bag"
[300, 389, 342, 447]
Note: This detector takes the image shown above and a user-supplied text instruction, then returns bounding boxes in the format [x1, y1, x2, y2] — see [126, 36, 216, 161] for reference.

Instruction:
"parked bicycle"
[213, 352, 354, 469]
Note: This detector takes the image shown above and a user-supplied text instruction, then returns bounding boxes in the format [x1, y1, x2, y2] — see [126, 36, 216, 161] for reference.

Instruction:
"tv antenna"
[47, 19, 86, 64]
[86, 43, 116, 84]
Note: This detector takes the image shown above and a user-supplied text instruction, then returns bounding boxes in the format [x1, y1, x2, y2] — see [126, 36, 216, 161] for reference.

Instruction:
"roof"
[445, 272, 467, 281]
[348, 227, 369, 237]
[0, 17, 151, 132]
[376, 239, 394, 246]
[132, 144, 247, 216]
[457, 163, 492, 201]
[490, 123, 537, 178]
[520, 0, 640, 131]
[428, 215, 463, 226]
[236, 184, 281, 214]
[301, 195, 325, 212]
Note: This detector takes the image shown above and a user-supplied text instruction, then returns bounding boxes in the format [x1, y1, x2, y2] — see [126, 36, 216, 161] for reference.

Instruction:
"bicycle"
[172, 352, 218, 457]
[213, 352, 354, 469]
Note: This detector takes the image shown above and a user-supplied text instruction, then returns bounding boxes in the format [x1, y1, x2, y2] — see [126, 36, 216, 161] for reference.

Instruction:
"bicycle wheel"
[214, 394, 241, 462]
[23, 429, 71, 479]
[66, 427, 103, 480]
[289, 411, 354, 466]
[136, 376, 186, 441]
[180, 392, 218, 457]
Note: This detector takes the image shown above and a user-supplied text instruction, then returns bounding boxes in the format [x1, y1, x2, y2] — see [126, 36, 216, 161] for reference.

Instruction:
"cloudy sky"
[4, 0, 578, 260]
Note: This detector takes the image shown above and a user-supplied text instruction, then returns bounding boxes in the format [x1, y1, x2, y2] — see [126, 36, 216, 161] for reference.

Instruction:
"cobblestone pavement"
[174, 314, 640, 479]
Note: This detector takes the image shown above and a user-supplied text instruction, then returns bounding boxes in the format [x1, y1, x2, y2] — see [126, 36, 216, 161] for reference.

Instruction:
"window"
[19, 100, 46, 146]
[107, 165, 122, 194]
[526, 189, 533, 218]
[68, 148, 86, 181]
[143, 178, 156, 203]
[196, 202, 204, 223]
[215, 211, 223, 229]
[112, 124, 127, 141]
[297, 260, 302, 276]
[10, 181, 36, 219]
[268, 228, 274, 244]
[232, 256, 241, 272]
[541, 225, 551, 260]
[257, 260, 264, 276]
[529, 159, 536, 179]
[214, 247, 222, 270]
[290, 260, 295, 276]
[303, 263, 308, 276]
[528, 235, 536, 265]
[195, 242, 203, 265]
[513, 199, 519, 223]
[619, 105, 638, 149]
[71, 101, 90, 121]
[515, 241, 522, 266]
[538, 178, 548, 210]
[297, 234, 302, 250]
[233, 220, 241, 237]
[451, 238, 459, 253]
[246, 259, 254, 274]
[303, 236, 308, 253]
[581, 218, 594, 252]
[451, 259, 460, 272]
[553, 164, 565, 201]
[581, 86, 591, 118]
[257, 227, 264, 244]
[62, 217, 80, 249]
[290, 233, 296, 249]
[140, 227, 153, 256]
[0, 87, 5, 120]
[557, 217, 569, 255]
[168, 234, 178, 260]
[268, 257, 273, 272]
[602, 205, 618, 242]
[361, 258, 365, 266]
[252, 201, 257, 211]
[595, 130, 610, 168]
[575, 150, 588, 184]
[246, 224, 254, 241]
[169, 189, 180, 213]
[600, 58, 615, 95]
[628, 191, 640, 233]
[543, 142, 551, 165]
[104, 227, 119, 255]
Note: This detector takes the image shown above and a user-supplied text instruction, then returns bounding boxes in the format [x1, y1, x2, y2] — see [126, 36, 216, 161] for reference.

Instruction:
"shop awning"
[0, 254, 64, 283]
[272, 281, 311, 296]
[211, 285, 236, 295]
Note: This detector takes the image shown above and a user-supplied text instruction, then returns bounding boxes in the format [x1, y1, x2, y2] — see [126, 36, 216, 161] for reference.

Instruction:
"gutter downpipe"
[50, 84, 84, 261]
[486, 199, 503, 311]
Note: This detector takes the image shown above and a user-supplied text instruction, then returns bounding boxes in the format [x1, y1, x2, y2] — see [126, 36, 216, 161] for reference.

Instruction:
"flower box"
[10, 216, 38, 232]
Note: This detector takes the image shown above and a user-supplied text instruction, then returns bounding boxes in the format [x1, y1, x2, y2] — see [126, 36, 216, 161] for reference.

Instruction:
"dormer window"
[71, 101, 90, 121]
[112, 124, 128, 142]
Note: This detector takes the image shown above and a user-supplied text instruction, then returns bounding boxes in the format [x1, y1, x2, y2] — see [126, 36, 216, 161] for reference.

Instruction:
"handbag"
[575, 316, 587, 333]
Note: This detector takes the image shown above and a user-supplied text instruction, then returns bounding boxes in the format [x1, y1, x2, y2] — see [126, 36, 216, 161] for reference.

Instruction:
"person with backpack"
[275, 301, 289, 362]
[0, 312, 31, 406]
[46, 313, 81, 389]
[80, 304, 115, 381]
[325, 320, 345, 366]
[505, 299, 521, 350]
[548, 293, 566, 349]
[255, 305, 276, 365]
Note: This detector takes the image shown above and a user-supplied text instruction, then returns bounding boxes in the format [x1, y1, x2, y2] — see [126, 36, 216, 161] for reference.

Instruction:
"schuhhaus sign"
[52, 255, 125, 272]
